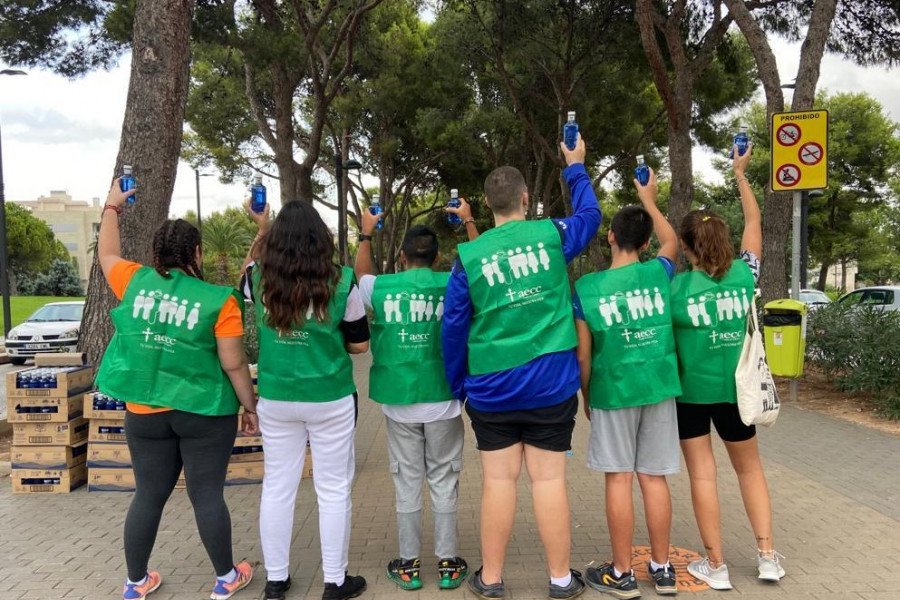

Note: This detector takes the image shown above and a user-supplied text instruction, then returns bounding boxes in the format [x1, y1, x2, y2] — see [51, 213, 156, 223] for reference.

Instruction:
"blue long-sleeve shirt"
[441, 163, 602, 412]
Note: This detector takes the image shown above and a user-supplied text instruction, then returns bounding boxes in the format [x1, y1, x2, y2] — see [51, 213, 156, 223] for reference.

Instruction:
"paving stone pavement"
[2, 354, 900, 600]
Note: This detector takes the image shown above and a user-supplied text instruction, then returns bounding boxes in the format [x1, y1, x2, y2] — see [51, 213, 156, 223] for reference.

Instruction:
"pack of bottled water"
[14, 367, 80, 389]
[91, 392, 126, 412]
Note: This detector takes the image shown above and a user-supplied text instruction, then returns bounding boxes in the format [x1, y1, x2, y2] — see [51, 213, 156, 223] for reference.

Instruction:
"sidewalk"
[2, 354, 899, 599]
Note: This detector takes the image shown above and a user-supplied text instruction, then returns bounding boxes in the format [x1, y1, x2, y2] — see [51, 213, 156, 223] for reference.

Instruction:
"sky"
[0, 35, 898, 225]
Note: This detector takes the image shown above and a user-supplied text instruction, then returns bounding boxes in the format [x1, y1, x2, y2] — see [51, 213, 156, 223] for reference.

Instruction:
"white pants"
[257, 395, 356, 583]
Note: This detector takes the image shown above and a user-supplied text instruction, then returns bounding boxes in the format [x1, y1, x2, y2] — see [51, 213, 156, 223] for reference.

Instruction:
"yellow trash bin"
[763, 299, 808, 377]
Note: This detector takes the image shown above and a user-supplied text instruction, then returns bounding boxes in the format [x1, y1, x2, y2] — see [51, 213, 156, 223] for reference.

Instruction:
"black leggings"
[124, 410, 237, 581]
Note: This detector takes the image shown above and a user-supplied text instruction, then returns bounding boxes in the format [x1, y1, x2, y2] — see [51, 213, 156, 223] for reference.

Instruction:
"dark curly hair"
[257, 202, 339, 332]
[152, 219, 203, 279]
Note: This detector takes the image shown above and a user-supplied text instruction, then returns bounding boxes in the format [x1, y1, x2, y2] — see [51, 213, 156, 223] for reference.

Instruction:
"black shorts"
[676, 401, 756, 442]
[465, 395, 578, 452]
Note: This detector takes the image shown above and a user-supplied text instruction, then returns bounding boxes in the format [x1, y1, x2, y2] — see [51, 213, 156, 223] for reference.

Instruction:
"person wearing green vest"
[443, 135, 602, 600]
[241, 201, 370, 600]
[671, 144, 784, 589]
[574, 167, 681, 599]
[353, 198, 478, 592]
[95, 180, 258, 600]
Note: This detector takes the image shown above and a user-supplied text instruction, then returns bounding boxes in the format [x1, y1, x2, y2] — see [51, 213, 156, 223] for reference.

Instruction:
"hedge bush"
[805, 302, 900, 419]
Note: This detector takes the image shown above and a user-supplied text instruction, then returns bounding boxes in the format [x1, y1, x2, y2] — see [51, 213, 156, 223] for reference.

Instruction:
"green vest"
[254, 265, 356, 402]
[458, 219, 576, 375]
[575, 259, 681, 410]
[671, 259, 756, 404]
[369, 269, 454, 405]
[96, 267, 241, 416]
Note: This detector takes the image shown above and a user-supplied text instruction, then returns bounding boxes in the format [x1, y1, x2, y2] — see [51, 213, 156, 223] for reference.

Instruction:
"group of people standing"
[94, 134, 781, 600]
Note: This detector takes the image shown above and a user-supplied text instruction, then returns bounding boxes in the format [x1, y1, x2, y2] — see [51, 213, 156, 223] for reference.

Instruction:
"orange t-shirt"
[106, 260, 243, 414]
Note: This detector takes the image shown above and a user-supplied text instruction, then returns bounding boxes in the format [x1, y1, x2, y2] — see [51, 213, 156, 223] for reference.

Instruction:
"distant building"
[13, 191, 101, 288]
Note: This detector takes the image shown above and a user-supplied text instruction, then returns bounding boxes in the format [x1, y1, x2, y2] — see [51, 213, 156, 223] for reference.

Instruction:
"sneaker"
[648, 562, 677, 595]
[322, 573, 367, 600]
[584, 563, 641, 599]
[757, 551, 785, 582]
[123, 571, 162, 600]
[438, 556, 469, 590]
[210, 561, 253, 600]
[549, 569, 586, 599]
[386, 557, 422, 591]
[686, 557, 732, 591]
[265, 576, 292, 600]
[467, 567, 505, 599]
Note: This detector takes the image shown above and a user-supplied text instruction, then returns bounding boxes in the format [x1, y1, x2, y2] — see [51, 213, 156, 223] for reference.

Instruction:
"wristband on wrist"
[736, 175, 749, 184]
[359, 233, 373, 242]
[103, 204, 123, 216]
[463, 218, 476, 225]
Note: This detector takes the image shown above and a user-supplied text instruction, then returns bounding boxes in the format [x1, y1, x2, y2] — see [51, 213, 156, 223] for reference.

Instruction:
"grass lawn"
[0, 296, 85, 330]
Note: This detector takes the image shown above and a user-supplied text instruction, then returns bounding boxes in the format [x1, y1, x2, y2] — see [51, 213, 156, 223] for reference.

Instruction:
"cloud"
[3, 106, 119, 144]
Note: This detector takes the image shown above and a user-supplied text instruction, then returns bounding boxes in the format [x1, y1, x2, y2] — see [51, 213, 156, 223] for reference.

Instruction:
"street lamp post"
[0, 69, 27, 338]
[335, 154, 362, 265]
[194, 169, 213, 240]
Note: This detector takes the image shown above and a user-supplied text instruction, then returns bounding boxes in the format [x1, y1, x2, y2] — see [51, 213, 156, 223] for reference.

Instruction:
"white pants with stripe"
[257, 394, 356, 584]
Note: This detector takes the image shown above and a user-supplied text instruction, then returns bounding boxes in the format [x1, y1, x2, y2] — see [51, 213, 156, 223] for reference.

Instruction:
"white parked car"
[799, 288, 832, 311]
[5, 301, 84, 365]
[836, 286, 900, 312]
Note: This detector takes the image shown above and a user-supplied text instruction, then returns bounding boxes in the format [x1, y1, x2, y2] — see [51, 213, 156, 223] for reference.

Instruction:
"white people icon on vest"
[481, 242, 552, 288]
[685, 289, 751, 328]
[383, 292, 445, 324]
[132, 288, 203, 330]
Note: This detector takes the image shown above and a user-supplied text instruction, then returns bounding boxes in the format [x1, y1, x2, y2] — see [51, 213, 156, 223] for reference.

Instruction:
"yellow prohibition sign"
[771, 109, 829, 192]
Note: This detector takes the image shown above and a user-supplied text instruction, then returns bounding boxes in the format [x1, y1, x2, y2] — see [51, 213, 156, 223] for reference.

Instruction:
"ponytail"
[679, 210, 733, 280]
[152, 219, 203, 280]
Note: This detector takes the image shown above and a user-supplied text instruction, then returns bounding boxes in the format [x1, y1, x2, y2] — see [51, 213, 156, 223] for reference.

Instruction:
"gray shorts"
[587, 398, 680, 475]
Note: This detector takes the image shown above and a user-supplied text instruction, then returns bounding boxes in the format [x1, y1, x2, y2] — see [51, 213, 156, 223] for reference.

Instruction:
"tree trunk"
[78, 0, 195, 366]
[817, 261, 830, 291]
[666, 100, 695, 226]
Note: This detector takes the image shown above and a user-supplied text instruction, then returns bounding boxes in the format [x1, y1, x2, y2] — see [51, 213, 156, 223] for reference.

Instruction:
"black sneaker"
[467, 567, 504, 599]
[585, 563, 641, 599]
[265, 576, 292, 600]
[386, 557, 422, 590]
[549, 569, 586, 599]
[322, 573, 366, 600]
[437, 556, 469, 589]
[648, 562, 677, 595]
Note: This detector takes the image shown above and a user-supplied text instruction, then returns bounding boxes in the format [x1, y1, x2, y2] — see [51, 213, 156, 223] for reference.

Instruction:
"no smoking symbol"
[777, 123, 801, 146]
[799, 142, 823, 166]
[777, 164, 801, 188]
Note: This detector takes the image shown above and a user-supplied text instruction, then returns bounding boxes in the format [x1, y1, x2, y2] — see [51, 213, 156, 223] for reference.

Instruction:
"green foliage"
[32, 259, 84, 297]
[241, 300, 258, 364]
[806, 302, 900, 419]
[6, 203, 71, 280]
[194, 208, 254, 285]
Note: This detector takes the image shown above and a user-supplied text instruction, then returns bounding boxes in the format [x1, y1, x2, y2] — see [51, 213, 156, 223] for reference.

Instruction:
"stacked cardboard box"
[85, 392, 133, 492]
[8, 354, 93, 494]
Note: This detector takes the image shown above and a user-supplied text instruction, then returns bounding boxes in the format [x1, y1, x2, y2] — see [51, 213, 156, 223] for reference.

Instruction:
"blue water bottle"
[250, 176, 267, 214]
[448, 188, 462, 226]
[370, 194, 383, 230]
[563, 111, 579, 150]
[120, 165, 136, 203]
[635, 155, 650, 187]
[730, 124, 750, 158]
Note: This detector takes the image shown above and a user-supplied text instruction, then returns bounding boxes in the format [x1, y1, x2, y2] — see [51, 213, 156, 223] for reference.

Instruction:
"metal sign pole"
[791, 190, 802, 404]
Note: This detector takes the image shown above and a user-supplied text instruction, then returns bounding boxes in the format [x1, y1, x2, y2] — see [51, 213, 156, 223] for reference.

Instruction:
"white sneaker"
[757, 551, 785, 582]
[687, 557, 732, 590]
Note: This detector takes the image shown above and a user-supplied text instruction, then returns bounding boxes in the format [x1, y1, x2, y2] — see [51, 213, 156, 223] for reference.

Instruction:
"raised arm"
[354, 207, 380, 278]
[241, 200, 271, 275]
[446, 197, 480, 241]
[734, 144, 762, 258]
[98, 178, 135, 283]
[635, 167, 678, 263]
[557, 135, 603, 262]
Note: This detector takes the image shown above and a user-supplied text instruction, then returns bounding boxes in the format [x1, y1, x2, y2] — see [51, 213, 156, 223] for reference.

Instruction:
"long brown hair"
[152, 219, 203, 279]
[257, 201, 339, 332]
[679, 210, 734, 280]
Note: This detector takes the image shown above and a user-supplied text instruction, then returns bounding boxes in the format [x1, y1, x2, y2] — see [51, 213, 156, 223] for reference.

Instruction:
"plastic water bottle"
[448, 188, 462, 226]
[563, 111, 579, 150]
[120, 165, 136, 203]
[370, 194, 383, 230]
[730, 125, 750, 158]
[250, 175, 267, 214]
[635, 155, 650, 187]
